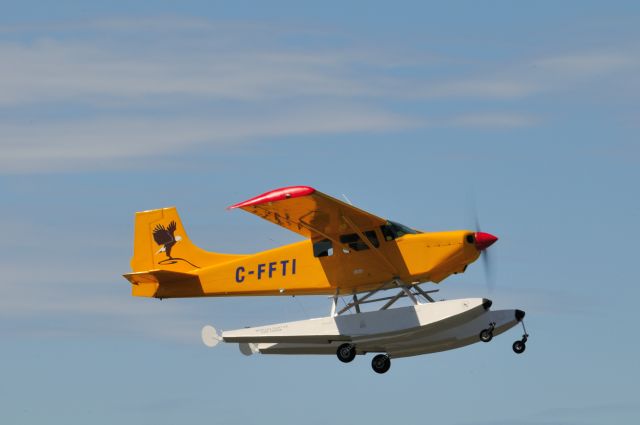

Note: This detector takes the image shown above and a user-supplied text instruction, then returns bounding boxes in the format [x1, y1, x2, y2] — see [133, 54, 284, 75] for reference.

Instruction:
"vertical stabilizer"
[130, 207, 241, 273]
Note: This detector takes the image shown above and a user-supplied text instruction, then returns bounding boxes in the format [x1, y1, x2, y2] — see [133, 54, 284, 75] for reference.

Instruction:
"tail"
[124, 207, 243, 297]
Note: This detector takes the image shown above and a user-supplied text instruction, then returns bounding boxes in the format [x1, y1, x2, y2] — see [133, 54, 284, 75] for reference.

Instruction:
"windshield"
[380, 221, 419, 241]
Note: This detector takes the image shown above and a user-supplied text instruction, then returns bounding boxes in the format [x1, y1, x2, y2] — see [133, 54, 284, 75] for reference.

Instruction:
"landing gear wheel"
[336, 343, 356, 363]
[512, 340, 526, 354]
[479, 322, 495, 343]
[479, 329, 493, 343]
[371, 354, 391, 374]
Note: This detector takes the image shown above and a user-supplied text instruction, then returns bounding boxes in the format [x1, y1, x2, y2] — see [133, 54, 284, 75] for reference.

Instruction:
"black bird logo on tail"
[153, 221, 182, 260]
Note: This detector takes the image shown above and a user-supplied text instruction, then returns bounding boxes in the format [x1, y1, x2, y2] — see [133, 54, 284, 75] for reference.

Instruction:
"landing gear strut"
[479, 322, 496, 342]
[336, 343, 356, 363]
[512, 320, 529, 354]
[371, 354, 391, 374]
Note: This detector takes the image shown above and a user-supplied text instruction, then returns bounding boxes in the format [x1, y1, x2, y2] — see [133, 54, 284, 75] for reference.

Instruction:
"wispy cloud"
[0, 105, 415, 172]
[493, 50, 640, 97]
[417, 79, 538, 99]
[2, 18, 638, 173]
[0, 259, 206, 343]
[0, 20, 422, 173]
[447, 112, 537, 128]
[0, 39, 386, 106]
[532, 52, 638, 77]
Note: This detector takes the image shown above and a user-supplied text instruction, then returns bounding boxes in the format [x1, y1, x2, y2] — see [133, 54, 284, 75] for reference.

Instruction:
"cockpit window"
[380, 221, 419, 241]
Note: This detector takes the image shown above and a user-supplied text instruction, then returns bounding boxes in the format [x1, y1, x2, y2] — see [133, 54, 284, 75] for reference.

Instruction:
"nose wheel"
[512, 338, 526, 354]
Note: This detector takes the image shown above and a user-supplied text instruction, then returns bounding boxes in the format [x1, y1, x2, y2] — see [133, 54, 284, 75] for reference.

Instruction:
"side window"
[364, 230, 380, 248]
[340, 233, 365, 251]
[313, 239, 334, 257]
[339, 231, 379, 252]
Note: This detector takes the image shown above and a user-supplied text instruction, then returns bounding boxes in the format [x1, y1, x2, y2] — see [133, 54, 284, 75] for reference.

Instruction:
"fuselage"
[141, 229, 482, 298]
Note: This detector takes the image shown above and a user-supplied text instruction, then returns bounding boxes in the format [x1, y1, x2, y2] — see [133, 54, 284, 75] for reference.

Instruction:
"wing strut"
[334, 280, 439, 316]
[298, 218, 341, 245]
[413, 284, 436, 302]
[341, 214, 399, 276]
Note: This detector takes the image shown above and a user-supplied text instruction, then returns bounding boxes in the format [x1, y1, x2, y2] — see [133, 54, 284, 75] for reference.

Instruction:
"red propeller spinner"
[475, 232, 498, 251]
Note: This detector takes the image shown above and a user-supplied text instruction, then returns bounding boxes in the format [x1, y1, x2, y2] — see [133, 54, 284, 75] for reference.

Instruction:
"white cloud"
[1, 21, 636, 107]
[532, 52, 638, 77]
[419, 80, 538, 99]
[0, 37, 389, 106]
[410, 50, 640, 101]
[0, 22, 424, 173]
[0, 259, 205, 343]
[0, 105, 416, 172]
[447, 113, 537, 128]
[2, 18, 639, 173]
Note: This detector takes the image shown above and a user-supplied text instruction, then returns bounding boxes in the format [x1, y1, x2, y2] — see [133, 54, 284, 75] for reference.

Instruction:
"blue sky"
[2, 1, 639, 424]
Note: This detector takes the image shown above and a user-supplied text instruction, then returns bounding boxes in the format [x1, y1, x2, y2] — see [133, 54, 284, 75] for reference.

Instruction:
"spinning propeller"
[470, 202, 498, 293]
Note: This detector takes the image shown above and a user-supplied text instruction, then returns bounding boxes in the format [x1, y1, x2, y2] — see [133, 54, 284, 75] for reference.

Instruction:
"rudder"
[130, 207, 241, 273]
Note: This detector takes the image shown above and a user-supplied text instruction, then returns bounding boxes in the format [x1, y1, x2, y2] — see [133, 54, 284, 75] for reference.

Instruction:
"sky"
[1, 1, 640, 424]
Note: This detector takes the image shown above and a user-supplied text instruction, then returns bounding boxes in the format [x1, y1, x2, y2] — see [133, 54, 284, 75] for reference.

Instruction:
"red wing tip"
[228, 186, 316, 209]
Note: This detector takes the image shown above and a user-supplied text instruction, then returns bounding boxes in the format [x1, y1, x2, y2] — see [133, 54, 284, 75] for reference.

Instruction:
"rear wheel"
[371, 354, 391, 374]
[336, 343, 356, 363]
[479, 329, 493, 342]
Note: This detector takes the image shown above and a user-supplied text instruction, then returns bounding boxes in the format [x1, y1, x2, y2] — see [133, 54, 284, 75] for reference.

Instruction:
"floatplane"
[124, 186, 529, 373]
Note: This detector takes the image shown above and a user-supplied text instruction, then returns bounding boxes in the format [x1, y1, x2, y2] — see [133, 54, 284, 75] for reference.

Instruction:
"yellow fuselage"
[133, 230, 480, 298]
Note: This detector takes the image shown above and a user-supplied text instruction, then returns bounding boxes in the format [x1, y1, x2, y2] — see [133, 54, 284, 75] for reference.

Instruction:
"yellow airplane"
[123, 186, 532, 374]
[123, 185, 497, 299]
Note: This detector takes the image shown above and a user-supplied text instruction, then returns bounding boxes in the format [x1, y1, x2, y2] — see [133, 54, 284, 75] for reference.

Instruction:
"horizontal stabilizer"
[123, 269, 197, 285]
[123, 269, 201, 298]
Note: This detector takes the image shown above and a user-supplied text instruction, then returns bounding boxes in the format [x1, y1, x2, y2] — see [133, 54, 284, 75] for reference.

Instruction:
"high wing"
[228, 186, 387, 242]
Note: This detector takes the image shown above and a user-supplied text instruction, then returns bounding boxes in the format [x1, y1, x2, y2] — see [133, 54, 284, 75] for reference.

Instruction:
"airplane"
[123, 186, 529, 373]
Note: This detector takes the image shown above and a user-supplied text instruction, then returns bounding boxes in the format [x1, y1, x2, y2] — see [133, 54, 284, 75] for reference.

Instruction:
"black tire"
[479, 329, 493, 343]
[371, 354, 391, 374]
[336, 343, 356, 363]
[512, 340, 526, 354]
